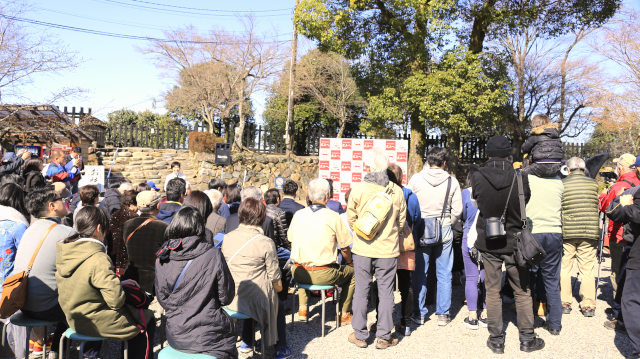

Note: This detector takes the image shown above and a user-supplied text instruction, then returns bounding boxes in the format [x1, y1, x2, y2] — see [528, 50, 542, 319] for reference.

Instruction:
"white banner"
[78, 165, 105, 191]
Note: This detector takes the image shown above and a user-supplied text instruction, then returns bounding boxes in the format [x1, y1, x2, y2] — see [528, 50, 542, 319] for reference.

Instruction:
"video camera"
[600, 171, 618, 185]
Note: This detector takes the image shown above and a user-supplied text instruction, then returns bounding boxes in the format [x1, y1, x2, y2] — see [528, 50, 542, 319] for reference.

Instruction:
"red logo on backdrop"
[319, 161, 329, 170]
[341, 183, 350, 193]
[352, 151, 362, 160]
[402, 174, 407, 184]
[386, 141, 396, 151]
[364, 140, 374, 150]
[398, 141, 408, 152]
[397, 152, 408, 162]
[320, 139, 330, 149]
[331, 150, 341, 160]
[342, 139, 352, 149]
[332, 193, 340, 201]
[341, 161, 351, 171]
[330, 172, 340, 181]
[331, 141, 342, 150]
[352, 173, 362, 182]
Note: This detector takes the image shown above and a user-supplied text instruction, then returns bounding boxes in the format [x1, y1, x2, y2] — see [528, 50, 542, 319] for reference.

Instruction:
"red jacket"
[599, 171, 640, 244]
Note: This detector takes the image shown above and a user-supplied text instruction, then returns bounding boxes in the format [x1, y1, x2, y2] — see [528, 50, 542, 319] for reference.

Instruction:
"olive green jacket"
[561, 171, 600, 240]
[55, 238, 153, 340]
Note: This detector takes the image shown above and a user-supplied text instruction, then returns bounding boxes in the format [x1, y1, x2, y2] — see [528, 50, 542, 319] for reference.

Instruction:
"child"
[164, 161, 187, 191]
[521, 114, 563, 177]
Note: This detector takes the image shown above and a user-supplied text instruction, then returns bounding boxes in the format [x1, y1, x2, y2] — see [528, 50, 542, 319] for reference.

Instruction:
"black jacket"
[521, 123, 563, 162]
[609, 189, 640, 270]
[266, 204, 290, 250]
[24, 170, 46, 193]
[471, 159, 531, 254]
[225, 213, 275, 240]
[155, 231, 237, 359]
[123, 214, 168, 293]
[0, 157, 24, 176]
[279, 197, 305, 228]
[157, 202, 182, 224]
[98, 189, 122, 220]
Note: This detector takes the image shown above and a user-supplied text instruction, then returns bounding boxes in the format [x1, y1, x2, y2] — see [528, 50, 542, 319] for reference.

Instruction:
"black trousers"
[613, 244, 632, 322]
[622, 268, 640, 356]
[482, 251, 535, 344]
[397, 269, 414, 327]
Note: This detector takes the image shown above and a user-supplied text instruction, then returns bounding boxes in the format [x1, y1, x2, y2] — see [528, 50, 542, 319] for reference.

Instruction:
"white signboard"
[78, 165, 105, 191]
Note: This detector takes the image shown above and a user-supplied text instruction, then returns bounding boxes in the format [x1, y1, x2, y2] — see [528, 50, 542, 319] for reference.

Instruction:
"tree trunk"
[285, 0, 300, 155]
[511, 125, 525, 161]
[407, 111, 426, 178]
[337, 119, 346, 138]
[447, 131, 461, 178]
[223, 118, 231, 143]
[233, 84, 246, 151]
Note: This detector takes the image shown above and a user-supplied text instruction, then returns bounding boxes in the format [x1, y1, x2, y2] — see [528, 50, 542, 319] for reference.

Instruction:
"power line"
[116, 0, 292, 13]
[94, 0, 292, 17]
[3, 15, 289, 44]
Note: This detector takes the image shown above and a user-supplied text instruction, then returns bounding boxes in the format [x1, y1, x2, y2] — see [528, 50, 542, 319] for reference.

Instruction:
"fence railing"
[105, 124, 191, 149]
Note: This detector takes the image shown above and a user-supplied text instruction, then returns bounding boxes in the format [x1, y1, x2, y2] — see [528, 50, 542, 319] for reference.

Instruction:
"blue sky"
[19, 0, 640, 124]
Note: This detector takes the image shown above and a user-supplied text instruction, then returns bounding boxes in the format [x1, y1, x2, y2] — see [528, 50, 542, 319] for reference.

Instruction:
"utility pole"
[285, 0, 299, 155]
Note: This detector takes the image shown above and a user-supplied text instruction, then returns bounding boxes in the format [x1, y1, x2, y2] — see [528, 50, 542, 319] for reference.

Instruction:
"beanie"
[486, 136, 512, 158]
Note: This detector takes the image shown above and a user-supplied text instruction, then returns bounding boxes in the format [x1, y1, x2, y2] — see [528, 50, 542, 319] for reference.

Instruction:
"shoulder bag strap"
[227, 234, 262, 264]
[623, 180, 635, 188]
[515, 169, 528, 229]
[500, 173, 517, 222]
[173, 259, 193, 292]
[126, 218, 157, 244]
[440, 177, 452, 221]
[28, 223, 58, 272]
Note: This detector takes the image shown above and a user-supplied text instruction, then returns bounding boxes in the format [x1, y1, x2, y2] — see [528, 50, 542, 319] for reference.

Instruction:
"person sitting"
[155, 206, 237, 358]
[157, 178, 186, 224]
[325, 179, 345, 214]
[146, 181, 160, 192]
[521, 114, 563, 177]
[122, 191, 167, 294]
[136, 182, 152, 192]
[99, 180, 134, 220]
[110, 190, 139, 277]
[279, 179, 305, 228]
[203, 189, 226, 236]
[14, 186, 77, 355]
[184, 190, 217, 235]
[224, 186, 274, 239]
[0, 183, 30, 285]
[56, 206, 154, 358]
[209, 178, 230, 218]
[74, 184, 100, 219]
[289, 178, 355, 324]
[23, 157, 46, 193]
[224, 184, 241, 216]
[222, 198, 292, 359]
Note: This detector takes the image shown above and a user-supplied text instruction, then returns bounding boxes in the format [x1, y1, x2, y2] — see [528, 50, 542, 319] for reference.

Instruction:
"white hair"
[119, 182, 133, 191]
[309, 178, 330, 202]
[364, 147, 390, 173]
[241, 186, 263, 201]
[567, 157, 586, 171]
[205, 189, 223, 209]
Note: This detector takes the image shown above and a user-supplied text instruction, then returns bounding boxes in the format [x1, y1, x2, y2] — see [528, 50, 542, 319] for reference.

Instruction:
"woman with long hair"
[56, 206, 155, 358]
[0, 183, 30, 284]
[23, 157, 46, 193]
[223, 184, 241, 215]
[109, 190, 139, 276]
[155, 206, 237, 358]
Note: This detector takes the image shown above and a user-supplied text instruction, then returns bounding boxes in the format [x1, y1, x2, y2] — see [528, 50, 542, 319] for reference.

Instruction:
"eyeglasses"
[52, 197, 63, 202]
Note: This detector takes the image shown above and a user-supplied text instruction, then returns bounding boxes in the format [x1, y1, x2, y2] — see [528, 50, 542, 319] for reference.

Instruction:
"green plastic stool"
[6, 312, 57, 359]
[223, 308, 265, 359]
[60, 328, 128, 359]
[158, 346, 217, 359]
[293, 283, 340, 337]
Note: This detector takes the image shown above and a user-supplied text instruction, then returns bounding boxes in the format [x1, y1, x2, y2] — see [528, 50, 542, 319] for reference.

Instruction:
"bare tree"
[296, 49, 366, 138]
[0, 0, 84, 105]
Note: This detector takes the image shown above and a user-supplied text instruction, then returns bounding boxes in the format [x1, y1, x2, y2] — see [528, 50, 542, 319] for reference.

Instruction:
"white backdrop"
[318, 138, 409, 208]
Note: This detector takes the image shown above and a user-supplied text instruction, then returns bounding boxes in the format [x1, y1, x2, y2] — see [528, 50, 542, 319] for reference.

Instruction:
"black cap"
[486, 136, 512, 158]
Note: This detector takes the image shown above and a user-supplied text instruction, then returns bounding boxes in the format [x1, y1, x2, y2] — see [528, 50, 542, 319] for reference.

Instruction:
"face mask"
[615, 166, 620, 177]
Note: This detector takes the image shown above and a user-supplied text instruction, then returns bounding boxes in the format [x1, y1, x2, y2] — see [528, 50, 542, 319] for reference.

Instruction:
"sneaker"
[275, 346, 293, 359]
[368, 322, 377, 333]
[604, 319, 627, 333]
[487, 339, 505, 354]
[479, 317, 488, 328]
[298, 309, 308, 322]
[411, 315, 427, 325]
[581, 307, 595, 317]
[562, 304, 572, 315]
[239, 341, 253, 354]
[339, 313, 353, 325]
[395, 324, 411, 336]
[605, 307, 615, 316]
[48, 352, 58, 359]
[375, 334, 398, 349]
[348, 332, 368, 348]
[464, 317, 479, 330]
[520, 337, 545, 353]
[438, 314, 451, 326]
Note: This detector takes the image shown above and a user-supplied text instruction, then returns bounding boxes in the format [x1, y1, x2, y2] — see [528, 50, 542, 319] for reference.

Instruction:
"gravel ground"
[7, 252, 630, 359]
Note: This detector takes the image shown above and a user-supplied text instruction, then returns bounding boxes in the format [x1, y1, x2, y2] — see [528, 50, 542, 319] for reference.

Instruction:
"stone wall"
[89, 147, 318, 198]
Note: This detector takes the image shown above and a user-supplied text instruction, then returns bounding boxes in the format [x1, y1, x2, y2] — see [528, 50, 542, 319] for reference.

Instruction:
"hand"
[121, 279, 139, 288]
[21, 151, 31, 160]
[620, 194, 634, 207]
[601, 187, 609, 195]
[73, 158, 81, 167]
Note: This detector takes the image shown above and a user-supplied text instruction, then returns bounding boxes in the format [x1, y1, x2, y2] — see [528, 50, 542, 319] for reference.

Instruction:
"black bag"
[419, 177, 452, 247]
[484, 174, 515, 240]
[514, 169, 546, 267]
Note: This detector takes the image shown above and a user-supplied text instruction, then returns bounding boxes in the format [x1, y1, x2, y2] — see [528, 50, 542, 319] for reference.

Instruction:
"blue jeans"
[412, 226, 453, 317]
[529, 232, 563, 331]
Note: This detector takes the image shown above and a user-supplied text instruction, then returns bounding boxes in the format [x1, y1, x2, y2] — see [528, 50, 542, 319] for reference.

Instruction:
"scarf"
[364, 172, 390, 187]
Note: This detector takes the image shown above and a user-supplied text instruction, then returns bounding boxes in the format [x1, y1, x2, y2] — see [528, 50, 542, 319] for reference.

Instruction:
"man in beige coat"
[347, 148, 406, 349]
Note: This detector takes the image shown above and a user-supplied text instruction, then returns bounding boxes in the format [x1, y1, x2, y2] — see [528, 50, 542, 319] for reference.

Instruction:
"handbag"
[419, 177, 452, 247]
[0, 222, 57, 319]
[122, 284, 151, 309]
[483, 174, 515, 240]
[513, 170, 547, 267]
[398, 222, 415, 252]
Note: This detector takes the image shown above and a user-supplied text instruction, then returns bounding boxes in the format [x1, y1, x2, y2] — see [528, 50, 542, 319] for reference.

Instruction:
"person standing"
[164, 161, 187, 192]
[471, 136, 544, 354]
[45, 150, 78, 183]
[109, 190, 139, 277]
[209, 178, 230, 219]
[406, 147, 462, 326]
[64, 147, 83, 194]
[526, 161, 564, 335]
[347, 148, 406, 349]
[560, 157, 600, 317]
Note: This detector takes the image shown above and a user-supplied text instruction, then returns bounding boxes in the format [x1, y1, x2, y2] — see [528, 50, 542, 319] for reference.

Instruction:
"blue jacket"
[0, 218, 27, 286]
[217, 201, 230, 219]
[402, 187, 424, 247]
[279, 198, 305, 228]
[157, 202, 182, 224]
[45, 162, 76, 182]
[327, 199, 345, 214]
[461, 188, 479, 245]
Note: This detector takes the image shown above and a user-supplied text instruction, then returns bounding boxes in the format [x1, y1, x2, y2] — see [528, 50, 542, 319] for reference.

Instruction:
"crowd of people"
[0, 113, 638, 358]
